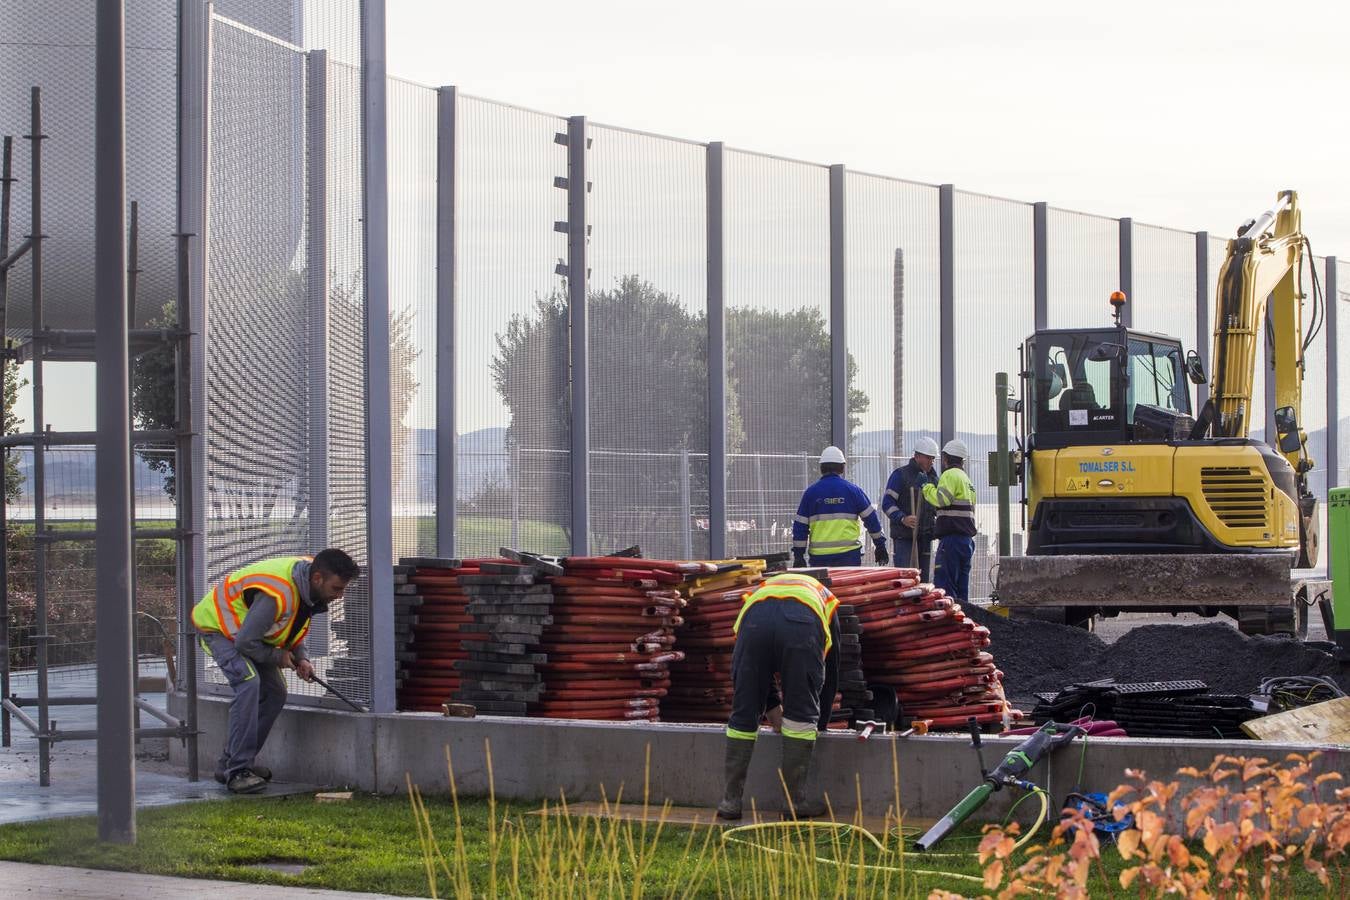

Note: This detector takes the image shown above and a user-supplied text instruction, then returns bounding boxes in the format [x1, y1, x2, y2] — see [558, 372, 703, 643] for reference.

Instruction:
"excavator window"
[1026, 332, 1121, 443]
[1125, 338, 1189, 423]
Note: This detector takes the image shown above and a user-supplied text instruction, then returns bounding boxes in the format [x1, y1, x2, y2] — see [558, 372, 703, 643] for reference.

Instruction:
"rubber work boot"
[227, 771, 268, 794]
[780, 738, 827, 819]
[716, 738, 757, 820]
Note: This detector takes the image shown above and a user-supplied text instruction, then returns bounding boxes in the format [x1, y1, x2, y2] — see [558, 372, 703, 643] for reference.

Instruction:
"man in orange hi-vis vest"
[192, 549, 360, 793]
[718, 572, 839, 821]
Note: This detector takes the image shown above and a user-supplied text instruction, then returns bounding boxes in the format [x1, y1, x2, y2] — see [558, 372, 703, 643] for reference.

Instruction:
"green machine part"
[1332, 487, 1349, 644]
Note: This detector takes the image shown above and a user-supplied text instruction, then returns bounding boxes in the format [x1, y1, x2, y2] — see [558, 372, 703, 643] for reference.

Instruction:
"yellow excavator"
[996, 191, 1329, 635]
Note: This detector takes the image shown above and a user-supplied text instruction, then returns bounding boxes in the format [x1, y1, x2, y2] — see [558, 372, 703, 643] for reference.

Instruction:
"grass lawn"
[0, 790, 1335, 898]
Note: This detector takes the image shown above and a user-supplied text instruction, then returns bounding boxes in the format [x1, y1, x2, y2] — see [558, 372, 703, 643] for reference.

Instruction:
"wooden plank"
[1241, 696, 1350, 744]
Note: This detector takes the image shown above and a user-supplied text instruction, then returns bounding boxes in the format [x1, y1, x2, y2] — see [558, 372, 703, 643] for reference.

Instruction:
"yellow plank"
[1241, 697, 1350, 745]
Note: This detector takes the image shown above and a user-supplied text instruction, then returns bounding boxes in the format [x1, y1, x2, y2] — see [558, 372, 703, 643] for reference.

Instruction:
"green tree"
[726, 306, 867, 453]
[131, 301, 178, 497]
[3, 357, 27, 503]
[489, 277, 869, 549]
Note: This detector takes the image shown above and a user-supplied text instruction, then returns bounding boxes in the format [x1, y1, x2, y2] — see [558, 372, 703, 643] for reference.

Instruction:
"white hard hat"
[819, 446, 846, 465]
[913, 437, 940, 458]
[942, 439, 969, 460]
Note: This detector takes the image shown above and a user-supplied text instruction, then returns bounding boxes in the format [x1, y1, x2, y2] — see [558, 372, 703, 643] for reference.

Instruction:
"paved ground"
[0, 862, 420, 899]
[1, 666, 315, 825]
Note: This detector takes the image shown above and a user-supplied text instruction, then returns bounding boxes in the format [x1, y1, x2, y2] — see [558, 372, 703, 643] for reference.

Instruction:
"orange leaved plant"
[945, 752, 1347, 900]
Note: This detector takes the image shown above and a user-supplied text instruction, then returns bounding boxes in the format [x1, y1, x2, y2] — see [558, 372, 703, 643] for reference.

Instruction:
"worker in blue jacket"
[791, 446, 888, 568]
[880, 436, 939, 578]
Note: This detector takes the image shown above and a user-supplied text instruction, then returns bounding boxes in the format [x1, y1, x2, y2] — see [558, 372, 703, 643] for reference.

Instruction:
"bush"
[943, 752, 1348, 899]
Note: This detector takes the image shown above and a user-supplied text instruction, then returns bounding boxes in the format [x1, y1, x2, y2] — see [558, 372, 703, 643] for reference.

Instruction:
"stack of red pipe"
[394, 558, 495, 711]
[660, 561, 765, 722]
[830, 567, 1022, 731]
[527, 556, 710, 721]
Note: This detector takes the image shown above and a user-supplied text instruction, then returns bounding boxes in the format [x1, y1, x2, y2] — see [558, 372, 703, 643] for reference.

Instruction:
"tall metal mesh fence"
[723, 152, 831, 555]
[453, 96, 570, 558]
[955, 192, 1034, 597]
[586, 125, 709, 559]
[204, 17, 313, 692]
[387, 77, 437, 560]
[1047, 208, 1120, 328]
[14, 6, 1347, 716]
[1132, 224, 1198, 348]
[317, 56, 368, 699]
[0, 0, 178, 332]
[843, 174, 941, 468]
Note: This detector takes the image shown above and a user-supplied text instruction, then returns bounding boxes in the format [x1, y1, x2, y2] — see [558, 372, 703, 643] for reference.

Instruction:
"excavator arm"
[1204, 190, 1311, 477]
[1199, 189, 1321, 566]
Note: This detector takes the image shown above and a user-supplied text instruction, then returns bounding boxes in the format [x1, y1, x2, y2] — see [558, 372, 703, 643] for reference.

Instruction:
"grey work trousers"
[202, 633, 287, 779]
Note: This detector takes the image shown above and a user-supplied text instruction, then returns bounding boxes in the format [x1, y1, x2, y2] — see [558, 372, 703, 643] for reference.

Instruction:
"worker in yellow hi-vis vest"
[717, 573, 840, 821]
[923, 440, 979, 602]
[192, 549, 360, 793]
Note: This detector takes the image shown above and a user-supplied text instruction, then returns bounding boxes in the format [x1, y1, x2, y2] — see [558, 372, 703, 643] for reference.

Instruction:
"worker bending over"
[718, 572, 840, 820]
[192, 549, 360, 793]
[880, 436, 939, 577]
[922, 440, 978, 601]
[792, 446, 888, 568]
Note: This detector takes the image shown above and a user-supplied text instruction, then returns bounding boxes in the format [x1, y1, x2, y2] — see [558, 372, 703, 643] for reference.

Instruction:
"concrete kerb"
[169, 691, 1348, 824]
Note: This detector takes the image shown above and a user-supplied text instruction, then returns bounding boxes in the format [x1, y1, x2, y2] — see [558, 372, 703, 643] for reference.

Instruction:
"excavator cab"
[1024, 328, 1194, 451]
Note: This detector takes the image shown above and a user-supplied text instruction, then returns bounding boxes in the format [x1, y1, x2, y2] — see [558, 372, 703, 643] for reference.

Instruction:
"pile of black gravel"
[965, 606, 1348, 707]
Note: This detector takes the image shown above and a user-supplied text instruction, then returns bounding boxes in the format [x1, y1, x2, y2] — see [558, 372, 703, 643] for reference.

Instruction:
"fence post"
[1326, 258, 1338, 492]
[565, 116, 589, 556]
[510, 442, 521, 549]
[939, 184, 955, 447]
[94, 0, 136, 844]
[1033, 202, 1048, 331]
[435, 85, 456, 557]
[361, 0, 396, 714]
[1195, 231, 1210, 410]
[306, 51, 329, 552]
[829, 164, 847, 451]
[707, 142, 727, 559]
[679, 445, 693, 559]
[1118, 217, 1133, 327]
[175, 0, 211, 782]
[753, 454, 766, 552]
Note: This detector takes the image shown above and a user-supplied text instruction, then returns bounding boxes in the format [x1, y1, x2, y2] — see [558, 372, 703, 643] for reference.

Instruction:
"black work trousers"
[727, 600, 826, 737]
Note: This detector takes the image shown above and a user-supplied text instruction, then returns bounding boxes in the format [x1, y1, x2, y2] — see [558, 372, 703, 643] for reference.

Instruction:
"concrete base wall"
[169, 692, 1347, 823]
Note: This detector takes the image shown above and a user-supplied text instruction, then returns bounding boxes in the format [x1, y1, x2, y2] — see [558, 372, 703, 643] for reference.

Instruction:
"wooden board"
[1241, 696, 1350, 745]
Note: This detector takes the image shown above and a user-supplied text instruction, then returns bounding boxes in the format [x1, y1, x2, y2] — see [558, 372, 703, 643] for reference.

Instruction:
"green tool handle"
[913, 781, 995, 851]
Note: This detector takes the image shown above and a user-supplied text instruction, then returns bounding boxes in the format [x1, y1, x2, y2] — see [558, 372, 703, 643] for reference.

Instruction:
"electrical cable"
[1258, 675, 1344, 712]
[720, 820, 984, 885]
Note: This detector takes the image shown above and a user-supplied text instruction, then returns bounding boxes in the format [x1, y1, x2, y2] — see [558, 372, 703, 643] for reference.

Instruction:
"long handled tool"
[914, 718, 1083, 851]
[908, 486, 919, 573]
[310, 673, 365, 712]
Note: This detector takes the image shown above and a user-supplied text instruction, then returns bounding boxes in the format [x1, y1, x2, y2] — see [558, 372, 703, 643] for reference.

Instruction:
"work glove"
[792, 550, 806, 569]
[874, 545, 889, 567]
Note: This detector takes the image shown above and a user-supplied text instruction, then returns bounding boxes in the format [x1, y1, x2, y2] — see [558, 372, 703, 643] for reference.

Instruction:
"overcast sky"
[388, 0, 1350, 251]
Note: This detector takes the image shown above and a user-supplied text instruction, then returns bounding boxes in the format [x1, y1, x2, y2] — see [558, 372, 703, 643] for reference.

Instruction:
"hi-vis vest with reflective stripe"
[923, 466, 978, 538]
[192, 556, 312, 649]
[732, 573, 840, 653]
[806, 512, 865, 555]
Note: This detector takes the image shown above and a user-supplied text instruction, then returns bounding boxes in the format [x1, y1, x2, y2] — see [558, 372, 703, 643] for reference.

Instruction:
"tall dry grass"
[406, 739, 984, 899]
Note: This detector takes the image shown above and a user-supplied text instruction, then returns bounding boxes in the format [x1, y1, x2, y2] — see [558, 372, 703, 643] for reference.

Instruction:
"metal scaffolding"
[0, 85, 199, 789]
